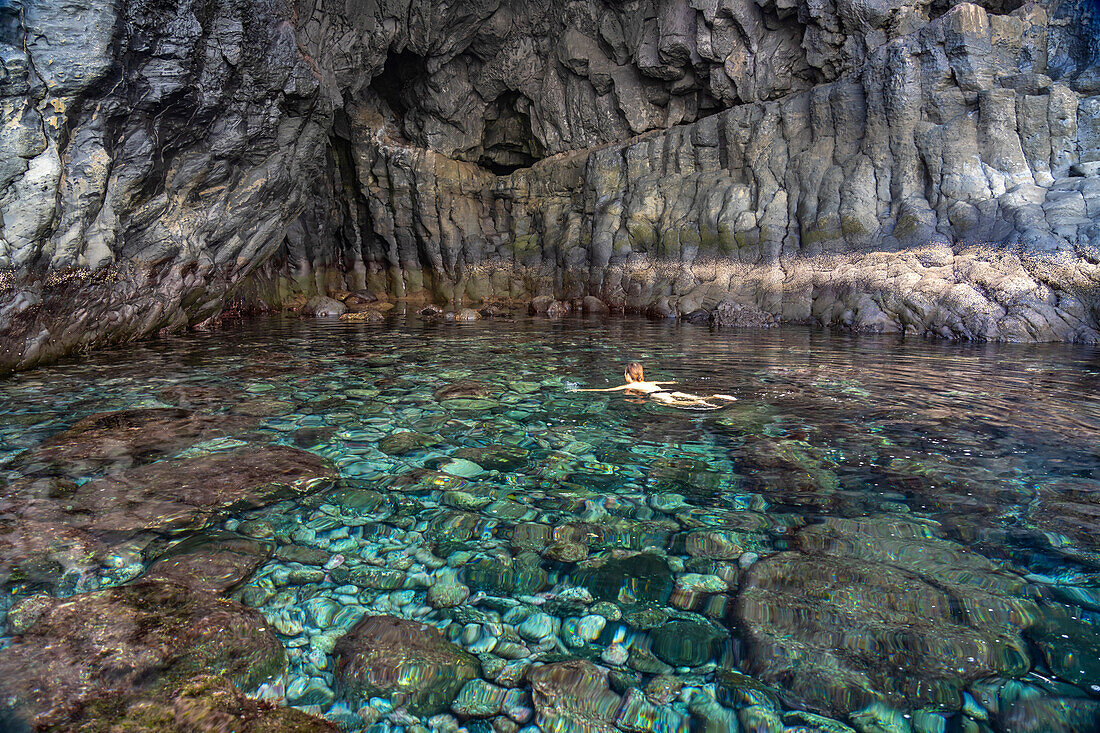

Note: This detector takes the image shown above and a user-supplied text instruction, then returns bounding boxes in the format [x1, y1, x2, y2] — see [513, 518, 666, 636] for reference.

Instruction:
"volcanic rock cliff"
[1, 0, 1098, 369]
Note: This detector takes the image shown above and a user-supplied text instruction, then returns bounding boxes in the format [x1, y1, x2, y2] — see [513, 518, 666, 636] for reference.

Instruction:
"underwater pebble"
[649, 493, 688, 513]
[602, 643, 629, 666]
[428, 582, 471, 609]
[502, 688, 533, 723]
[470, 635, 499, 654]
[687, 695, 740, 731]
[452, 679, 507, 717]
[740, 704, 784, 733]
[272, 609, 305, 636]
[616, 688, 689, 732]
[276, 545, 330, 565]
[576, 614, 606, 642]
[555, 587, 593, 604]
[442, 458, 485, 478]
[543, 541, 588, 562]
[783, 711, 858, 733]
[590, 602, 621, 620]
[324, 702, 360, 729]
[336, 566, 405, 589]
[495, 659, 530, 688]
[447, 550, 474, 567]
[516, 612, 554, 642]
[849, 703, 913, 733]
[676, 573, 727, 594]
[240, 585, 274, 607]
[911, 711, 947, 733]
[494, 640, 530, 659]
[962, 693, 987, 720]
[329, 538, 360, 553]
[310, 631, 341, 655]
[304, 597, 340, 627]
[478, 653, 507, 679]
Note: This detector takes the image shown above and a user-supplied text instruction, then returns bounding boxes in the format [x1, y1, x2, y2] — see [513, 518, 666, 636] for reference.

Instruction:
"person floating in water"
[576, 362, 737, 409]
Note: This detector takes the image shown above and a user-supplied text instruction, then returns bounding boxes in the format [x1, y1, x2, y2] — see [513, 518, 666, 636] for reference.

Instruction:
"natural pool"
[1, 315, 1099, 733]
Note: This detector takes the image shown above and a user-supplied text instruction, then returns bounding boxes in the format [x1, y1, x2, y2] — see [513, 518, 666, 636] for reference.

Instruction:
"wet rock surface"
[142, 533, 274, 593]
[12, 408, 255, 475]
[59, 446, 337, 536]
[528, 660, 622, 733]
[735, 518, 1039, 716]
[333, 615, 480, 716]
[0, 580, 287, 729]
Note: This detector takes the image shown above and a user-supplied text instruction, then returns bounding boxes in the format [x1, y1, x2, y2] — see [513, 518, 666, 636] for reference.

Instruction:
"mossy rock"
[0, 581, 287, 728]
[71, 675, 337, 733]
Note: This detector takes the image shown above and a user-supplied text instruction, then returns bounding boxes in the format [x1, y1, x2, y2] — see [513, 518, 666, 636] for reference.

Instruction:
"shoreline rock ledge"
[1, 0, 1098, 370]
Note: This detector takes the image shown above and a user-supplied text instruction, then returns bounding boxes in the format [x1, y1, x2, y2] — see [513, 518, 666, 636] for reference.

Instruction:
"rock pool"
[1, 315, 1099, 733]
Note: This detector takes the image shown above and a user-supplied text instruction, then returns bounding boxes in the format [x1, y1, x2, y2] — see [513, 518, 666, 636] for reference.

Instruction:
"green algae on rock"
[0, 581, 287, 729]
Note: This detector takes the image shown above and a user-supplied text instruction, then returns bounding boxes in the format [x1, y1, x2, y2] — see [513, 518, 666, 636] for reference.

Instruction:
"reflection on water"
[0, 315, 1099, 732]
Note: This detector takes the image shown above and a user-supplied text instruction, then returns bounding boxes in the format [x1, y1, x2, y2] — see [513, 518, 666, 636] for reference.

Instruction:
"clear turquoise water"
[2, 315, 1100, 732]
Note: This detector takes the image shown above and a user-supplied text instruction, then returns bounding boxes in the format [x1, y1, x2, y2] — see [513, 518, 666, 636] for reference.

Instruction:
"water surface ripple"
[1, 316, 1099, 733]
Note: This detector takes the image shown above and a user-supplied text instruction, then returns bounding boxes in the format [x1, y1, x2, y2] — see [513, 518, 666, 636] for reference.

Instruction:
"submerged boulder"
[0, 580, 286, 729]
[433, 380, 497, 401]
[734, 517, 1038, 716]
[14, 408, 254, 475]
[528, 660, 622, 733]
[649, 619, 728, 668]
[142, 533, 274, 593]
[61, 445, 337, 536]
[0, 513, 105, 595]
[573, 552, 674, 603]
[334, 615, 479, 716]
[378, 430, 439, 455]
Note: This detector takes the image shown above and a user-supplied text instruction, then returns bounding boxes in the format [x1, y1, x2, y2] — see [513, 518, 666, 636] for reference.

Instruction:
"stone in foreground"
[333, 615, 480, 716]
[527, 660, 623, 733]
[0, 581, 286, 729]
[735, 547, 1034, 716]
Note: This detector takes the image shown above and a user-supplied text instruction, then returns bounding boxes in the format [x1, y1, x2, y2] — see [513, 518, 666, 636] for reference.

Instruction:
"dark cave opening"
[371, 49, 429, 122]
[477, 91, 544, 176]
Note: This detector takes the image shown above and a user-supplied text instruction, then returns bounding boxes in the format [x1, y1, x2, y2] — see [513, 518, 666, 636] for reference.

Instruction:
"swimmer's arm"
[572, 385, 633, 391]
[653, 381, 677, 385]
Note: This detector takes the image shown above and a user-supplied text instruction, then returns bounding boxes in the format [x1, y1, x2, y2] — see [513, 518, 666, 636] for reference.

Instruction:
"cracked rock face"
[1, 0, 1099, 369]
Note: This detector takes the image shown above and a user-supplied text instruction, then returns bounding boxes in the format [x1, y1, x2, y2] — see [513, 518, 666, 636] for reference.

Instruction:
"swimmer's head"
[625, 362, 644, 383]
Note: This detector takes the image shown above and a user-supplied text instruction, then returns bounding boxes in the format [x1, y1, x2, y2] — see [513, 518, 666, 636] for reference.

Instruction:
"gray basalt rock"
[1, 0, 1099, 371]
[302, 295, 347, 317]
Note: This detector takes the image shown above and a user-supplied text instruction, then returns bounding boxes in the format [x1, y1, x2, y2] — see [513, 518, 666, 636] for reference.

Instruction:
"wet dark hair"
[625, 362, 644, 382]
